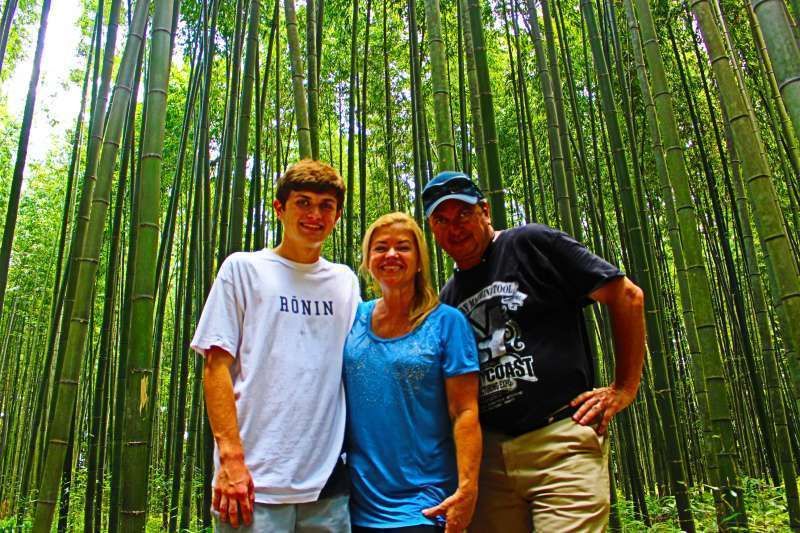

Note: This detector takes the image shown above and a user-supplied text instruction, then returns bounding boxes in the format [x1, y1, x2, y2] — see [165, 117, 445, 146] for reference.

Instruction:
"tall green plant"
[750, 0, 800, 144]
[31, 1, 150, 530]
[118, 0, 177, 529]
[580, 0, 696, 529]
[691, 0, 800, 417]
[424, 0, 457, 172]
[0, 0, 52, 322]
[229, 0, 260, 254]
[284, 0, 312, 158]
[465, 0, 506, 227]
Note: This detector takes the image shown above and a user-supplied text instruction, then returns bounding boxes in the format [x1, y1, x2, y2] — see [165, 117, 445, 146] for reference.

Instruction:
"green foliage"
[1, 0, 800, 529]
[615, 478, 799, 531]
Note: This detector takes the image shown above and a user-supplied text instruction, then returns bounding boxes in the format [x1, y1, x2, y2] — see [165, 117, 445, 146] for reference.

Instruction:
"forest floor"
[615, 477, 795, 531]
[1, 477, 796, 531]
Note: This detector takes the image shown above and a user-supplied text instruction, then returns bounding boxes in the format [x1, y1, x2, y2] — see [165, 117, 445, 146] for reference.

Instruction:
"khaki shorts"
[471, 418, 610, 533]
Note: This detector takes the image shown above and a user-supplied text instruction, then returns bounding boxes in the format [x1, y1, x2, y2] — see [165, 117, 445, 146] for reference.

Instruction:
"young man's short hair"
[276, 160, 346, 209]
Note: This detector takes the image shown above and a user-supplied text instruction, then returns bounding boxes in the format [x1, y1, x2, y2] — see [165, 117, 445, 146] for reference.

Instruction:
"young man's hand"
[213, 455, 255, 527]
[204, 346, 255, 527]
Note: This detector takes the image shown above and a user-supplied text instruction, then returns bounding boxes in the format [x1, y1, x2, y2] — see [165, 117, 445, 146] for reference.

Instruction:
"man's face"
[273, 190, 341, 247]
[429, 199, 493, 269]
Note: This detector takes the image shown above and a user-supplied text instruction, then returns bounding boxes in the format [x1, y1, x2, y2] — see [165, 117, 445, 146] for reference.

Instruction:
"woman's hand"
[423, 372, 482, 531]
[422, 487, 478, 532]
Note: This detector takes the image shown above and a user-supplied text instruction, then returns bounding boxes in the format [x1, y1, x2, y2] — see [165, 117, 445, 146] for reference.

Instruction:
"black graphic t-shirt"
[439, 224, 623, 436]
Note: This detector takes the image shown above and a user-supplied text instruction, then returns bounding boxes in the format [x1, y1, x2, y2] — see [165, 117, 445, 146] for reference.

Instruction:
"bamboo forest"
[1, 0, 800, 529]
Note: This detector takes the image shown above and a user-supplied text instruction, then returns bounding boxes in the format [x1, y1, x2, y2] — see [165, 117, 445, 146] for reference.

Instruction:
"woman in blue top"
[344, 212, 481, 532]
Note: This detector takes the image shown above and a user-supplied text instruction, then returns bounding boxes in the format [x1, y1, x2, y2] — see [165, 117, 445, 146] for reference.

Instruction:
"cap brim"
[425, 194, 480, 218]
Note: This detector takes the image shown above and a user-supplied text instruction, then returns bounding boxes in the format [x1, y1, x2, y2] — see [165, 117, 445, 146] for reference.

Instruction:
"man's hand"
[581, 276, 645, 435]
[422, 487, 478, 532]
[213, 455, 255, 527]
[204, 346, 254, 528]
[571, 384, 637, 435]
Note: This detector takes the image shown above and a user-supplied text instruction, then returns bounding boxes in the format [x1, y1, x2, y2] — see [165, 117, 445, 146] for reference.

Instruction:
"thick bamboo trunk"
[580, 1, 696, 529]
[31, 1, 150, 530]
[285, 0, 312, 158]
[691, 0, 800, 430]
[423, 0, 457, 172]
[118, 0, 177, 529]
[525, 0, 573, 234]
[229, 0, 260, 253]
[465, 0, 506, 227]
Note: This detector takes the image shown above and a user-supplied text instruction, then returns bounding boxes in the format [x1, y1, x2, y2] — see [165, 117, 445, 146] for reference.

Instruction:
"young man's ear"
[273, 199, 284, 219]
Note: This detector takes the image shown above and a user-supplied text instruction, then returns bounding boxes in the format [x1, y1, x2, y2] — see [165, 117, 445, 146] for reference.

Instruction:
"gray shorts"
[212, 494, 351, 533]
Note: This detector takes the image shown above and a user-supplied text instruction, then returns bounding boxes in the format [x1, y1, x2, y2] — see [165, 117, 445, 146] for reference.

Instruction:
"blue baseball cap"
[422, 171, 484, 218]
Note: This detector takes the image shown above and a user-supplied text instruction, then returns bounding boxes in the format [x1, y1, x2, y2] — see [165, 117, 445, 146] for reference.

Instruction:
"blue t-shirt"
[343, 300, 480, 528]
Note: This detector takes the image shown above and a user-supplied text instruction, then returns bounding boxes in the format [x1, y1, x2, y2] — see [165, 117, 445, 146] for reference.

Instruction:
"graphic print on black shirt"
[440, 224, 624, 436]
[456, 281, 537, 413]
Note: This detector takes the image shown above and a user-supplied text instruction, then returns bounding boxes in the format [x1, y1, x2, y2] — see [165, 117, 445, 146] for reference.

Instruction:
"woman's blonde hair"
[360, 212, 439, 329]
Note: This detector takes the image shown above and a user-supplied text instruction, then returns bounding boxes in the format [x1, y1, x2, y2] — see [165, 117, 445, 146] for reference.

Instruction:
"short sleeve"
[543, 228, 623, 304]
[190, 259, 243, 358]
[439, 306, 480, 377]
[348, 271, 362, 328]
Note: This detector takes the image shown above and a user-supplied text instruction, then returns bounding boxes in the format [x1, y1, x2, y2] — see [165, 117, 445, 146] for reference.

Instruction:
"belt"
[542, 403, 578, 427]
[519, 403, 578, 435]
[487, 403, 579, 437]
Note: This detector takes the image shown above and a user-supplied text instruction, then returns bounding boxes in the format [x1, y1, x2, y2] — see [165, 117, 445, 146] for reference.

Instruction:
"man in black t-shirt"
[422, 171, 645, 532]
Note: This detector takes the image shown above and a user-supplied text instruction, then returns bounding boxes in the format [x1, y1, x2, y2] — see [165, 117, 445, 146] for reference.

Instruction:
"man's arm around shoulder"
[571, 276, 645, 435]
[204, 346, 255, 527]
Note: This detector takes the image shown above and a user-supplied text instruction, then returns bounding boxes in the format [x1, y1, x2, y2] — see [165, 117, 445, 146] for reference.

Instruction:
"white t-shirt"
[191, 248, 360, 504]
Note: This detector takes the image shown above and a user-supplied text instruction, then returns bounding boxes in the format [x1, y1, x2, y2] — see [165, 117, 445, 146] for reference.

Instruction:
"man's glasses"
[422, 177, 483, 206]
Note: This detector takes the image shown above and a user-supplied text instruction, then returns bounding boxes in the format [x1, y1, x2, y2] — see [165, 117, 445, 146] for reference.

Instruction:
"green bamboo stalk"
[0, 0, 52, 322]
[514, 0, 548, 225]
[691, 0, 800, 421]
[0, 0, 18, 78]
[465, 0, 506, 227]
[383, 0, 396, 211]
[284, 0, 312, 158]
[215, 0, 245, 264]
[746, 2, 800, 191]
[31, 1, 150, 530]
[459, 0, 488, 191]
[359, 0, 372, 242]
[499, 0, 531, 222]
[424, 0, 457, 171]
[118, 0, 177, 529]
[580, 1, 696, 529]
[750, 0, 800, 144]
[168, 157, 200, 532]
[345, 0, 358, 265]
[229, 0, 260, 254]
[541, 0, 580, 236]
[307, 0, 319, 159]
[525, 0, 573, 235]
[109, 38, 147, 532]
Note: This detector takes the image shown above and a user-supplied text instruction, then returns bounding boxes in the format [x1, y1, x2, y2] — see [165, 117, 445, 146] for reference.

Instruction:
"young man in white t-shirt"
[192, 160, 360, 532]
